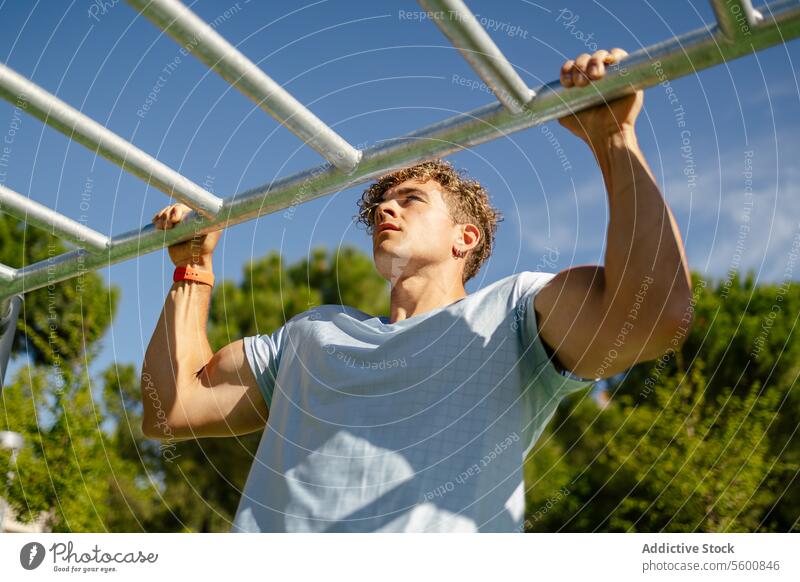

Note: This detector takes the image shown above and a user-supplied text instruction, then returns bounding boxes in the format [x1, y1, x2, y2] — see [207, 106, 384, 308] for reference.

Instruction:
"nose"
[375, 199, 398, 224]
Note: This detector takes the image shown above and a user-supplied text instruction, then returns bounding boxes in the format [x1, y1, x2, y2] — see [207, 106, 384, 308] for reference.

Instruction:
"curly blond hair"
[356, 159, 502, 284]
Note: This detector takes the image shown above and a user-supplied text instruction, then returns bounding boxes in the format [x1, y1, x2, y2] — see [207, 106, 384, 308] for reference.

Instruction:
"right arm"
[141, 203, 268, 441]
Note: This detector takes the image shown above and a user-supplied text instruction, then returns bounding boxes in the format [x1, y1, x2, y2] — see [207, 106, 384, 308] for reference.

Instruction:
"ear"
[454, 224, 481, 252]
[458, 223, 481, 251]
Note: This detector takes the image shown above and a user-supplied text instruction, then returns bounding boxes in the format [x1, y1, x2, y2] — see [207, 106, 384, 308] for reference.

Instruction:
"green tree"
[0, 215, 116, 366]
[0, 364, 161, 532]
[0, 215, 159, 532]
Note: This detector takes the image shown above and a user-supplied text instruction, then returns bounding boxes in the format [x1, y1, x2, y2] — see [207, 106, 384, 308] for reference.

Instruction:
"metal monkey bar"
[0, 0, 799, 389]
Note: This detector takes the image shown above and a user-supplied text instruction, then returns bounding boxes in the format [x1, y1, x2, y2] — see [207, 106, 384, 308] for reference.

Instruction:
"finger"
[560, 60, 575, 87]
[609, 47, 628, 62]
[152, 210, 167, 229]
[173, 204, 189, 223]
[587, 50, 609, 79]
[587, 58, 605, 79]
[573, 53, 592, 87]
[156, 206, 170, 229]
[161, 204, 178, 229]
[588, 60, 605, 80]
[153, 205, 172, 222]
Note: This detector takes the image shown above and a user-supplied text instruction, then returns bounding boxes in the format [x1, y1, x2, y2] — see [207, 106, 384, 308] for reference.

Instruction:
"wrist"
[173, 257, 213, 271]
[173, 265, 215, 287]
[587, 125, 639, 162]
[587, 124, 637, 148]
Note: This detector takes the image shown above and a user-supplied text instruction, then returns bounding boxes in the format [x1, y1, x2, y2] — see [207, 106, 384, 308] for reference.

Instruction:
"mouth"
[376, 223, 400, 233]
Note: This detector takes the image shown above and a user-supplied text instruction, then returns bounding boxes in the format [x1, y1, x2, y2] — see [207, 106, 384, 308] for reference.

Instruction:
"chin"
[374, 250, 413, 283]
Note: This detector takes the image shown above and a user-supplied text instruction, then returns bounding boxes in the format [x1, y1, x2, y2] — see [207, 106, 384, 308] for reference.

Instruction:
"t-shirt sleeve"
[513, 271, 599, 457]
[243, 325, 287, 409]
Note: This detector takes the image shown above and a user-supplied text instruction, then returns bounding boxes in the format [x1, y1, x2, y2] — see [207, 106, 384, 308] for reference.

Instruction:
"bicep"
[172, 339, 269, 439]
[534, 265, 636, 379]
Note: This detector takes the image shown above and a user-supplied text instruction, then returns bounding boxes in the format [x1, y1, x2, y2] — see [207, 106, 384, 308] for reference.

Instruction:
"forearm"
[142, 269, 214, 430]
[592, 128, 692, 340]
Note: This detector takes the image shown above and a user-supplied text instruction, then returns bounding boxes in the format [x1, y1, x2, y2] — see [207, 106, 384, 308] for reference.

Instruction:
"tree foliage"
[0, 215, 144, 531]
[0, 214, 117, 366]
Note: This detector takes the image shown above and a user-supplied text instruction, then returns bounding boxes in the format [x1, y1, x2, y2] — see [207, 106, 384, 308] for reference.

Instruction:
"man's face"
[372, 178, 461, 284]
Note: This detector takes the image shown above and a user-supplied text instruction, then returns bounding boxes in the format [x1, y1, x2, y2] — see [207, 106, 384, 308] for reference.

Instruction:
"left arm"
[534, 48, 693, 380]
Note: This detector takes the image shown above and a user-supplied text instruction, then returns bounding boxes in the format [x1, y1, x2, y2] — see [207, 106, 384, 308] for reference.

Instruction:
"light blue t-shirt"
[232, 271, 596, 532]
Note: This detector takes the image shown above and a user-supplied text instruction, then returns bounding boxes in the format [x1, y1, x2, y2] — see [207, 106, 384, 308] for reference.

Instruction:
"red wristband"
[173, 266, 215, 287]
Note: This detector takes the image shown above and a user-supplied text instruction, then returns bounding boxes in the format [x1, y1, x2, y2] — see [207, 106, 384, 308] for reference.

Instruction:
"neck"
[388, 272, 467, 323]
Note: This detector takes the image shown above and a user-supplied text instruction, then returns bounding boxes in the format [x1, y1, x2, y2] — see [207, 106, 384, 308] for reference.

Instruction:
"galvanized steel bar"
[0, 265, 16, 283]
[711, 0, 764, 40]
[0, 63, 223, 217]
[0, 184, 110, 251]
[417, 0, 534, 113]
[126, 0, 362, 172]
[0, 0, 799, 303]
[0, 295, 22, 389]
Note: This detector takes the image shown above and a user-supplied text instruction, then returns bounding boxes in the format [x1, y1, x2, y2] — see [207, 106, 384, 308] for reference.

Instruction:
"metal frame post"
[0, 296, 22, 391]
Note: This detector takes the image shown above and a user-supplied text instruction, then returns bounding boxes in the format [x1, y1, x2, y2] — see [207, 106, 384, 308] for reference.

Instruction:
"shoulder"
[453, 272, 558, 331]
[475, 271, 557, 307]
[512, 270, 557, 289]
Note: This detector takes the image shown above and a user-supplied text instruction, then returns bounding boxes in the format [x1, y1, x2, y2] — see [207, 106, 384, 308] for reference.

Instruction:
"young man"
[143, 48, 693, 532]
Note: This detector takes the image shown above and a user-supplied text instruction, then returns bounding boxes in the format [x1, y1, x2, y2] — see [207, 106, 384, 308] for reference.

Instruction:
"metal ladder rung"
[417, 0, 534, 113]
[710, 0, 764, 40]
[127, 0, 362, 172]
[0, 63, 223, 217]
[0, 184, 110, 251]
[0, 264, 16, 283]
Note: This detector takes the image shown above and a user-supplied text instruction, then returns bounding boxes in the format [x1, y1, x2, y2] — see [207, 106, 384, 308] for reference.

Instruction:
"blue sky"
[0, 0, 798, 377]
